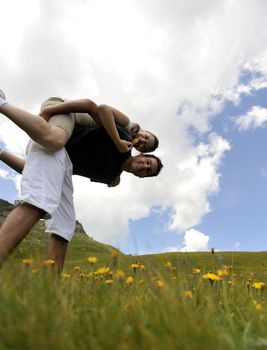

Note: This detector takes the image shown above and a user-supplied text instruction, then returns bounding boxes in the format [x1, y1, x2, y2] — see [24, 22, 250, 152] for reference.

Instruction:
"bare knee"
[41, 126, 70, 152]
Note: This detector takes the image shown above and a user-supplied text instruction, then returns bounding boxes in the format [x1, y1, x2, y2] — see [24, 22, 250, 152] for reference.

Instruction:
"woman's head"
[134, 130, 159, 153]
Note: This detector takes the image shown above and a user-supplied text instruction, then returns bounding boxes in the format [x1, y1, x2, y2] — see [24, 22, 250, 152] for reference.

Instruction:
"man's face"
[129, 155, 158, 177]
[135, 131, 155, 153]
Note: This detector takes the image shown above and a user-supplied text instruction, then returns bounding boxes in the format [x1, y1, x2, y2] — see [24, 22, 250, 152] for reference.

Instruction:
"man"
[0, 95, 163, 273]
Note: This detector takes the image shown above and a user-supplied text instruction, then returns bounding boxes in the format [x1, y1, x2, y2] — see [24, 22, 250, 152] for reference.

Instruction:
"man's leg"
[0, 203, 44, 265]
[45, 151, 75, 274]
[0, 148, 25, 174]
[47, 234, 68, 274]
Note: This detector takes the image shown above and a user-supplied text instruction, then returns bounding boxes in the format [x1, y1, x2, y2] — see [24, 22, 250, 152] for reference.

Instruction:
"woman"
[0, 90, 158, 154]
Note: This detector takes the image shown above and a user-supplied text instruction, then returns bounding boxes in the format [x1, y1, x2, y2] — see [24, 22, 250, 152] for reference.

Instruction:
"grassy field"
[0, 223, 267, 350]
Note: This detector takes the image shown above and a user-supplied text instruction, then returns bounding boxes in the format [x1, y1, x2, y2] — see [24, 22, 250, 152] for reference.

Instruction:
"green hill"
[0, 199, 122, 268]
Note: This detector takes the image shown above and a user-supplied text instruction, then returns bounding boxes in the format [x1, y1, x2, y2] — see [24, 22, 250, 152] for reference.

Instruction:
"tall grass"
[0, 253, 266, 350]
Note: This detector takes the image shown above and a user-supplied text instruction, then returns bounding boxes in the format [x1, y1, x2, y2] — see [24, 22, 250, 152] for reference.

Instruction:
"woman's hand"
[130, 123, 140, 137]
[39, 107, 52, 121]
[116, 140, 132, 153]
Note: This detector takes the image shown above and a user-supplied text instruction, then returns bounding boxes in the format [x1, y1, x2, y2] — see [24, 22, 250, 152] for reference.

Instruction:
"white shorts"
[17, 141, 76, 241]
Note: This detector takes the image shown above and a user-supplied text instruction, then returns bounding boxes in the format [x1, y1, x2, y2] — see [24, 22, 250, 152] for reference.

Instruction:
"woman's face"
[135, 131, 155, 152]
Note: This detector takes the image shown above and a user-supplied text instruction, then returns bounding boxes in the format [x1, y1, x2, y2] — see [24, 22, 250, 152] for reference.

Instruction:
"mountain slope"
[0, 198, 121, 262]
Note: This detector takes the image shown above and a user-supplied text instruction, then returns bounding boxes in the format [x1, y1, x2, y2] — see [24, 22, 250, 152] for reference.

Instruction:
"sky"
[0, 0, 267, 254]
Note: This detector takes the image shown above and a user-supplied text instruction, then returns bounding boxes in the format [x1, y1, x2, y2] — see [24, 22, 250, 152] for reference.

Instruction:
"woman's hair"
[147, 132, 159, 152]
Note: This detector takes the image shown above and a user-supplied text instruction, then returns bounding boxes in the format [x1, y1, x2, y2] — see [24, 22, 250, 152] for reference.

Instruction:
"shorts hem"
[45, 229, 73, 242]
[15, 199, 51, 219]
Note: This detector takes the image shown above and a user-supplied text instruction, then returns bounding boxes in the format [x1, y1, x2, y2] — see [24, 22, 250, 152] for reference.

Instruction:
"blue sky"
[123, 88, 267, 254]
[1, 0, 267, 254]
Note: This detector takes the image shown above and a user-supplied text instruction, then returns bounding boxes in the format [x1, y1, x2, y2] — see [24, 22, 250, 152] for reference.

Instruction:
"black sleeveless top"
[65, 124, 131, 185]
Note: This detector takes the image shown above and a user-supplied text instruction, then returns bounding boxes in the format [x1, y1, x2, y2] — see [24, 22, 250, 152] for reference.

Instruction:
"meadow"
[0, 224, 267, 350]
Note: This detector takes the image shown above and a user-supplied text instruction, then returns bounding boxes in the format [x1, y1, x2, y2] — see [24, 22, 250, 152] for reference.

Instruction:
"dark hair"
[135, 131, 159, 153]
[146, 132, 159, 153]
[143, 154, 163, 177]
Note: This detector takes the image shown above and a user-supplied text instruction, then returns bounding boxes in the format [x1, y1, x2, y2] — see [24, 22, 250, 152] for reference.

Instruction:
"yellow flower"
[156, 280, 164, 288]
[111, 249, 120, 258]
[132, 137, 140, 145]
[73, 266, 81, 271]
[88, 256, 97, 264]
[252, 300, 262, 311]
[252, 282, 265, 290]
[31, 268, 39, 274]
[256, 304, 262, 311]
[105, 279, 113, 285]
[96, 267, 110, 275]
[131, 263, 140, 269]
[114, 270, 125, 280]
[164, 261, 172, 269]
[140, 264, 145, 270]
[62, 273, 71, 279]
[193, 268, 201, 274]
[126, 276, 134, 285]
[217, 269, 229, 277]
[42, 259, 55, 266]
[184, 290, 193, 298]
[22, 259, 33, 266]
[202, 273, 221, 281]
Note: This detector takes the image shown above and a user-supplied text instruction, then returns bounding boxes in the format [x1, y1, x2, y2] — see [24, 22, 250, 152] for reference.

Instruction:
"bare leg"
[0, 103, 69, 151]
[0, 203, 45, 265]
[47, 234, 68, 274]
[0, 149, 25, 174]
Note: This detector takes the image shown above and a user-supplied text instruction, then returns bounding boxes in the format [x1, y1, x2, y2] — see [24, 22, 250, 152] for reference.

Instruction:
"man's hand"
[108, 176, 121, 187]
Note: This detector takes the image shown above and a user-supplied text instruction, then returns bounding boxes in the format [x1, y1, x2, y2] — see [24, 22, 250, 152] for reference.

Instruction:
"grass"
[0, 223, 267, 349]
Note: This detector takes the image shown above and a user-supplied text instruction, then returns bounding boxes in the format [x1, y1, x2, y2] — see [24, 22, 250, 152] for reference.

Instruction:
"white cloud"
[163, 246, 179, 253]
[233, 241, 241, 251]
[0, 120, 29, 156]
[235, 106, 267, 131]
[167, 133, 230, 231]
[1, 0, 267, 245]
[180, 228, 210, 252]
[0, 168, 9, 180]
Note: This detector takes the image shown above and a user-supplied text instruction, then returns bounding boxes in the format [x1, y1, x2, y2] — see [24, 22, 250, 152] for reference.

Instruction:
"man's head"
[123, 154, 163, 178]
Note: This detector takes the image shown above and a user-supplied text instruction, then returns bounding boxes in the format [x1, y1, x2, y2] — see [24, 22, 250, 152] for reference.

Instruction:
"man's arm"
[0, 149, 25, 174]
[107, 176, 121, 187]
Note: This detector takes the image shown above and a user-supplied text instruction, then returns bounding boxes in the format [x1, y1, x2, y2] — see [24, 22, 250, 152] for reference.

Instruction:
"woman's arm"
[0, 149, 25, 174]
[42, 100, 134, 153]
[97, 104, 133, 152]
[40, 99, 100, 125]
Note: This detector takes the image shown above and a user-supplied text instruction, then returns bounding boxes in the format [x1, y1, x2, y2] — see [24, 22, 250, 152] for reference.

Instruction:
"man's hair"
[143, 154, 163, 177]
